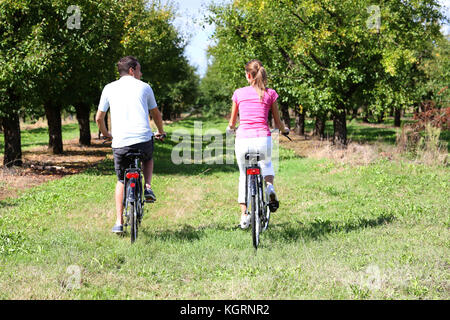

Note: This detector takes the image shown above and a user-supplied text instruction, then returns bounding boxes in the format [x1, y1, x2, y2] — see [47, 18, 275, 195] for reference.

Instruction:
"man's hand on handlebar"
[154, 131, 167, 141]
[100, 132, 113, 143]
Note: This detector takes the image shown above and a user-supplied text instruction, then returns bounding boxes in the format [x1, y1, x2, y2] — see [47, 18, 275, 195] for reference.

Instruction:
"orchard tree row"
[200, 0, 448, 146]
[0, 0, 199, 166]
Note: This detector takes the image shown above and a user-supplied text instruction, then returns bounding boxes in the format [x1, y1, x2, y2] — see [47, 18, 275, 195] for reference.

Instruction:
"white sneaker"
[239, 214, 251, 229]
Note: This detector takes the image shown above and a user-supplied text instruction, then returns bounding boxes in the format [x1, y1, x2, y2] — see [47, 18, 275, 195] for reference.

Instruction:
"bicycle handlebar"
[101, 132, 167, 144]
[281, 131, 292, 141]
[153, 132, 167, 141]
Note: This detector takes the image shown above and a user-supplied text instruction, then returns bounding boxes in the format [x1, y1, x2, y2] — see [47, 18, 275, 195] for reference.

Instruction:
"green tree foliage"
[207, 0, 445, 146]
[121, 0, 199, 120]
[1, 0, 125, 156]
[0, 0, 199, 164]
[0, 0, 52, 165]
[197, 57, 235, 117]
[420, 35, 450, 108]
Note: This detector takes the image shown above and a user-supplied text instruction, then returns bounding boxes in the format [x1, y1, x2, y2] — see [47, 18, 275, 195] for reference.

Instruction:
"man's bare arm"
[95, 110, 112, 139]
[150, 107, 165, 135]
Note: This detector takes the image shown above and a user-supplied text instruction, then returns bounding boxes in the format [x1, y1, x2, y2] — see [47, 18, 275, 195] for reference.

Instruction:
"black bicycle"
[244, 131, 291, 249]
[122, 133, 166, 243]
[244, 152, 271, 249]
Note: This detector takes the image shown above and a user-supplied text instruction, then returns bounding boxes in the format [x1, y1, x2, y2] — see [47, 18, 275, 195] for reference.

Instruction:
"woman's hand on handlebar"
[226, 125, 236, 135]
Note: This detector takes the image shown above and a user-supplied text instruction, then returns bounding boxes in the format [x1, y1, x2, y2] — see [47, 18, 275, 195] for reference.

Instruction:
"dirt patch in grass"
[279, 134, 397, 166]
[0, 138, 112, 200]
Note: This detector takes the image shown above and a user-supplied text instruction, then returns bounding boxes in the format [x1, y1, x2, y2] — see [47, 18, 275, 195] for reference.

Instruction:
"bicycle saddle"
[126, 151, 145, 159]
[245, 152, 264, 162]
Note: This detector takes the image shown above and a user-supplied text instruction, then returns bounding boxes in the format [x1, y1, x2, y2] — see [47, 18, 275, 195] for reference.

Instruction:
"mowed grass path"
[0, 117, 449, 299]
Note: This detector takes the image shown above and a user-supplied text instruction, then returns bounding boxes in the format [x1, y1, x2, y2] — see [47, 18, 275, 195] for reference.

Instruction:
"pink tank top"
[232, 86, 279, 139]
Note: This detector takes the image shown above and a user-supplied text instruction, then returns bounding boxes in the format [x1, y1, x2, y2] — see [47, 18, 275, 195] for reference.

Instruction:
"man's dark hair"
[117, 56, 139, 76]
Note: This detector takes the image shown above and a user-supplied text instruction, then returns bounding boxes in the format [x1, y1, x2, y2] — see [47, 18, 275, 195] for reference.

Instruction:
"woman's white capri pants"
[235, 136, 274, 203]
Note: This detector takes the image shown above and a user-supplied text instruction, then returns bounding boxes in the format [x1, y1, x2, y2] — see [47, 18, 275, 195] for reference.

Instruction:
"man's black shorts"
[112, 139, 154, 183]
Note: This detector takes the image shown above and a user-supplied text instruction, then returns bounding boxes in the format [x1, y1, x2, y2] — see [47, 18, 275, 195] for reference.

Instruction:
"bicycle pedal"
[144, 199, 155, 203]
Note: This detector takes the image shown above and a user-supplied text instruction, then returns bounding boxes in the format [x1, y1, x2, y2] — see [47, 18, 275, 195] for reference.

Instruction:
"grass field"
[0, 117, 449, 299]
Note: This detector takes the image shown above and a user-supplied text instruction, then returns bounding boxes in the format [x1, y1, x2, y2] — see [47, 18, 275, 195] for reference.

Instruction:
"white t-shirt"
[98, 76, 158, 148]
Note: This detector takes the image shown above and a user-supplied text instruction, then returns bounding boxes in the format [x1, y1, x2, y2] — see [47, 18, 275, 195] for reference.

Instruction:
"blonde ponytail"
[245, 59, 267, 101]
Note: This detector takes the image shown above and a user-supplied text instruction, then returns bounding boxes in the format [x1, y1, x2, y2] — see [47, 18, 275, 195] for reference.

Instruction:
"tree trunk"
[314, 114, 326, 140]
[294, 109, 305, 135]
[44, 101, 63, 154]
[394, 107, 401, 127]
[414, 103, 420, 115]
[161, 104, 172, 121]
[333, 107, 347, 147]
[351, 107, 358, 120]
[279, 102, 291, 129]
[362, 105, 369, 123]
[75, 102, 91, 146]
[1, 113, 22, 167]
[376, 112, 383, 124]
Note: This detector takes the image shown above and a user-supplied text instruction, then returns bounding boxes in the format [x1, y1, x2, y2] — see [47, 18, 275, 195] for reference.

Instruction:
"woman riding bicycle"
[227, 59, 289, 229]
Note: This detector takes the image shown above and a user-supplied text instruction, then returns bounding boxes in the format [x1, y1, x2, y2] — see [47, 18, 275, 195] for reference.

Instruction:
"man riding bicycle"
[96, 56, 166, 234]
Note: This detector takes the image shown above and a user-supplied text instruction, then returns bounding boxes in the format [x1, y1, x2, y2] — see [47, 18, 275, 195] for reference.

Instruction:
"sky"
[172, 0, 450, 79]
[172, 0, 219, 78]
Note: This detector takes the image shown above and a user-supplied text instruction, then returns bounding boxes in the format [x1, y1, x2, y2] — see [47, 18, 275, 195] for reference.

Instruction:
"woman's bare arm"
[271, 101, 287, 133]
[228, 101, 239, 129]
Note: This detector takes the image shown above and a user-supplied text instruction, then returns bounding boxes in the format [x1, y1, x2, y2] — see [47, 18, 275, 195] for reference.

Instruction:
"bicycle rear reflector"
[126, 172, 139, 179]
[247, 168, 260, 175]
[130, 183, 136, 188]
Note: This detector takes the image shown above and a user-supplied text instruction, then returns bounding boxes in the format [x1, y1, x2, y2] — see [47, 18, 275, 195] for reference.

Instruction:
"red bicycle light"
[246, 168, 260, 175]
[126, 172, 139, 179]
[130, 183, 135, 188]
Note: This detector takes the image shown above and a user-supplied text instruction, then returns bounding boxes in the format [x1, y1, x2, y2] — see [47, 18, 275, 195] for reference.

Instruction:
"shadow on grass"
[0, 123, 90, 153]
[0, 199, 17, 209]
[141, 224, 206, 242]
[347, 127, 397, 144]
[133, 212, 395, 245]
[139, 222, 242, 244]
[266, 212, 396, 243]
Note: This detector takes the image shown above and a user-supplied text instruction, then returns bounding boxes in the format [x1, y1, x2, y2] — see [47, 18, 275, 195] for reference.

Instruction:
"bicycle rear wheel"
[129, 202, 138, 243]
[251, 194, 260, 249]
